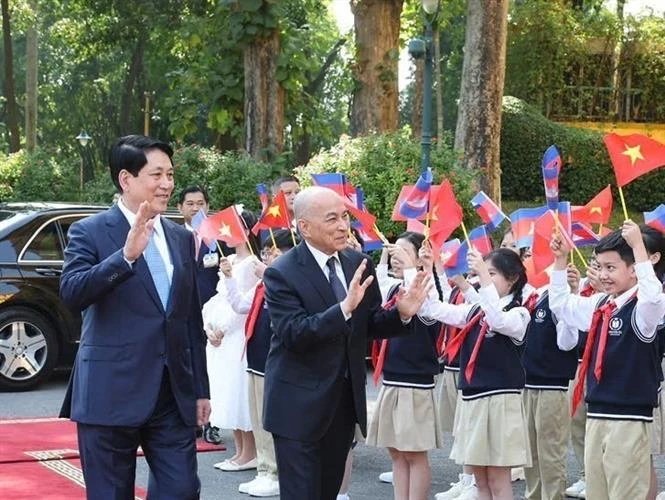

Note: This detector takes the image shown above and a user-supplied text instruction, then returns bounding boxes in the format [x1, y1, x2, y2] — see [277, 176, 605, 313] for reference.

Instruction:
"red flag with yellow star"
[571, 185, 613, 225]
[252, 190, 291, 234]
[604, 133, 665, 187]
[428, 180, 463, 242]
[198, 206, 248, 247]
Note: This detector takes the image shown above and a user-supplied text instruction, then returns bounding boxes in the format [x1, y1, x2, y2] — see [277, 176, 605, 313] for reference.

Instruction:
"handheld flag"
[443, 226, 492, 277]
[523, 256, 551, 289]
[571, 185, 613, 225]
[604, 133, 665, 187]
[256, 184, 270, 214]
[428, 180, 464, 242]
[439, 239, 461, 266]
[398, 167, 433, 219]
[510, 206, 548, 248]
[252, 190, 291, 235]
[470, 191, 507, 232]
[542, 145, 562, 210]
[571, 222, 601, 248]
[191, 209, 217, 252]
[644, 204, 665, 233]
[198, 206, 247, 247]
[311, 173, 357, 204]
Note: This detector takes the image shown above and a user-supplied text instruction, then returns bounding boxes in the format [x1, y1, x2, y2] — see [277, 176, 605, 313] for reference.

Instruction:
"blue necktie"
[326, 257, 346, 302]
[144, 233, 171, 310]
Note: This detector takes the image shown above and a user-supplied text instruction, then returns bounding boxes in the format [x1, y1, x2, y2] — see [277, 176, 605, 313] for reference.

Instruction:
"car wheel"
[0, 307, 59, 391]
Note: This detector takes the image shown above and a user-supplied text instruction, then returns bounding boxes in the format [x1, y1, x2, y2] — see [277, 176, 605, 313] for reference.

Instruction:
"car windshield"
[0, 210, 31, 232]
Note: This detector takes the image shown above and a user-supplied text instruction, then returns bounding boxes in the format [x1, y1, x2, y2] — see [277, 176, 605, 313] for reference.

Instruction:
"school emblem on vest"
[609, 317, 623, 336]
[535, 308, 546, 323]
[480, 316, 495, 338]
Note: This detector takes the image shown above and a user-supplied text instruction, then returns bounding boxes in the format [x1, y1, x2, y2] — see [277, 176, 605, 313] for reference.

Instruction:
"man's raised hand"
[123, 201, 155, 262]
[395, 271, 432, 321]
[340, 260, 374, 316]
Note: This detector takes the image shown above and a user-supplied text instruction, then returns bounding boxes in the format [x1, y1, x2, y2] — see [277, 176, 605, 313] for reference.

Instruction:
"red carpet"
[0, 417, 225, 464]
[0, 417, 225, 498]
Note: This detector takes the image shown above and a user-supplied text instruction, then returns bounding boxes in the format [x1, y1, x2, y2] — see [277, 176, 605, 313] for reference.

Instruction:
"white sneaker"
[456, 485, 478, 500]
[239, 476, 263, 494]
[565, 479, 586, 498]
[510, 467, 525, 482]
[378, 471, 393, 484]
[435, 474, 474, 500]
[248, 477, 280, 497]
[655, 492, 665, 500]
[336, 494, 350, 500]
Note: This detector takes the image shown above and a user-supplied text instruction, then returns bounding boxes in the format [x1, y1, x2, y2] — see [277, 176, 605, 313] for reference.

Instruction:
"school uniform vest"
[522, 292, 578, 390]
[246, 299, 273, 376]
[382, 286, 441, 388]
[458, 304, 525, 400]
[586, 296, 664, 421]
[439, 287, 464, 373]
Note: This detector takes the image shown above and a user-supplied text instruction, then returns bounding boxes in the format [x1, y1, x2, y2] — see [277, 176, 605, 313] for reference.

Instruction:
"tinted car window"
[21, 222, 63, 261]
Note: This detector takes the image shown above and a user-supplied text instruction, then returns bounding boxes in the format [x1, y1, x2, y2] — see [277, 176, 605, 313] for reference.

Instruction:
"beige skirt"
[436, 369, 459, 433]
[653, 386, 664, 454]
[367, 385, 443, 451]
[450, 392, 531, 467]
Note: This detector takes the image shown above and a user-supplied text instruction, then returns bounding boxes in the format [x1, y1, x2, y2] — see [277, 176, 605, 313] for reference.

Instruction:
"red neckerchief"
[523, 291, 540, 314]
[371, 293, 399, 386]
[464, 320, 491, 383]
[443, 309, 483, 364]
[437, 288, 465, 357]
[580, 283, 595, 297]
[243, 282, 265, 357]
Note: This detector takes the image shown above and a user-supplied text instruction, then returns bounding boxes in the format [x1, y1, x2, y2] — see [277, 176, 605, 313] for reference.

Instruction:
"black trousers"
[273, 379, 357, 500]
[77, 369, 200, 500]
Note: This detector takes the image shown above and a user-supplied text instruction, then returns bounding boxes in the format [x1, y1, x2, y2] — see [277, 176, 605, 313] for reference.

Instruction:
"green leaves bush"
[500, 96, 665, 212]
[296, 128, 478, 239]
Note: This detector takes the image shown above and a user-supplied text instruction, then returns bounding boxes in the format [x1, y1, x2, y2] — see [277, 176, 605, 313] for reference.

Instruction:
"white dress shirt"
[118, 198, 174, 283]
[305, 241, 350, 319]
[549, 261, 665, 345]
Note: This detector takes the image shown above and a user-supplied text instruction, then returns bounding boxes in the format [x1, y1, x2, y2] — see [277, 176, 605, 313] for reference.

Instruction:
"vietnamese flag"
[252, 190, 291, 234]
[603, 133, 665, 187]
[428, 180, 464, 242]
[532, 209, 576, 274]
[523, 256, 551, 289]
[198, 206, 248, 247]
[571, 185, 613, 225]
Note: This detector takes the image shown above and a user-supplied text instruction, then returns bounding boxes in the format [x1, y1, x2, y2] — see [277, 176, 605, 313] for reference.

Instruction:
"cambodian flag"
[510, 206, 548, 248]
[644, 204, 665, 233]
[349, 187, 383, 250]
[443, 226, 492, 276]
[470, 191, 507, 232]
[571, 222, 600, 248]
[398, 167, 433, 219]
[555, 201, 573, 237]
[256, 183, 270, 214]
[542, 145, 562, 210]
[440, 239, 461, 266]
[311, 172, 356, 203]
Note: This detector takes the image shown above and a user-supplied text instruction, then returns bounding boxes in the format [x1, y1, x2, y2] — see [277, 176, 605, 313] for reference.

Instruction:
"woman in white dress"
[202, 209, 261, 471]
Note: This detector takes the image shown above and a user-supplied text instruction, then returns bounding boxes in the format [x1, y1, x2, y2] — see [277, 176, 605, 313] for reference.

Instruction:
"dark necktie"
[326, 257, 346, 302]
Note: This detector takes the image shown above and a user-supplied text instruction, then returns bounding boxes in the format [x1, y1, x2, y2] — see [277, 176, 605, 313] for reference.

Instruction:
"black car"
[0, 202, 184, 391]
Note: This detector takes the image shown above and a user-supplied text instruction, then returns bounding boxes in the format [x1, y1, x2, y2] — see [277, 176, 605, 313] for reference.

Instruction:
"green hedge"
[296, 128, 478, 240]
[500, 96, 665, 212]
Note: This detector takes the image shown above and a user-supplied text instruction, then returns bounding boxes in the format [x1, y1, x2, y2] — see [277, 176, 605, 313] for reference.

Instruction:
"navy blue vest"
[458, 304, 526, 400]
[523, 292, 578, 390]
[247, 297, 273, 376]
[586, 296, 664, 421]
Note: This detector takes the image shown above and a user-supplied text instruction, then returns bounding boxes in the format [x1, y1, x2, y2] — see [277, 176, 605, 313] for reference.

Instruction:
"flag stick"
[552, 211, 587, 268]
[618, 185, 630, 221]
[269, 228, 277, 249]
[570, 250, 574, 266]
[425, 211, 431, 241]
[598, 223, 604, 236]
[372, 223, 390, 245]
[289, 228, 298, 247]
[215, 241, 226, 257]
[460, 220, 471, 246]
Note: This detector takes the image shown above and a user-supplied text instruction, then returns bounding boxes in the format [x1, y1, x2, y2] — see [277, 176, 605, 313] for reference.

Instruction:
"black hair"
[108, 135, 173, 193]
[484, 248, 528, 305]
[272, 175, 300, 193]
[395, 231, 444, 301]
[238, 210, 261, 256]
[178, 185, 209, 205]
[597, 225, 665, 280]
[262, 228, 299, 252]
[349, 226, 363, 251]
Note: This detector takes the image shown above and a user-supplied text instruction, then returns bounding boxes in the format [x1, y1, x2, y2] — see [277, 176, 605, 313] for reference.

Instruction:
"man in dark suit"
[262, 186, 430, 500]
[60, 135, 210, 499]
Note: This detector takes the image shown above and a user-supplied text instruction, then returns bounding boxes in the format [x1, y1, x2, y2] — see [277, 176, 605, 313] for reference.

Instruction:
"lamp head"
[422, 0, 440, 15]
[76, 131, 91, 147]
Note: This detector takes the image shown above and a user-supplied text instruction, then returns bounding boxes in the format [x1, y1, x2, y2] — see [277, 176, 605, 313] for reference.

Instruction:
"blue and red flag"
[510, 206, 548, 248]
[555, 201, 573, 237]
[256, 183, 270, 214]
[191, 209, 217, 252]
[443, 226, 492, 276]
[311, 172, 357, 203]
[644, 204, 665, 233]
[470, 191, 507, 232]
[347, 187, 383, 250]
[542, 145, 562, 210]
[571, 222, 600, 248]
[439, 239, 461, 266]
[398, 167, 433, 219]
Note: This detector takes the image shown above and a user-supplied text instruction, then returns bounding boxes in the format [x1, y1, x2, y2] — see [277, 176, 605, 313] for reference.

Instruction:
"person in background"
[271, 175, 300, 223]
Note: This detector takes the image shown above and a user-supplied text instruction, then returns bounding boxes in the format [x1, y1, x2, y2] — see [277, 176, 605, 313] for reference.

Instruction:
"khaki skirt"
[653, 386, 665, 454]
[367, 385, 443, 451]
[450, 392, 531, 467]
[435, 369, 459, 433]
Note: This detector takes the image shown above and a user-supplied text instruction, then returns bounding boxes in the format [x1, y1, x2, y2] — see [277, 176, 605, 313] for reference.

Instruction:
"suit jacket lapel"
[105, 205, 164, 313]
[338, 250, 357, 289]
[163, 221, 180, 315]
[295, 244, 338, 307]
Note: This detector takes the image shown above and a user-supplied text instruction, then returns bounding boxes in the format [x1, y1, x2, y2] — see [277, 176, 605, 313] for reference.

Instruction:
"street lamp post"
[408, 0, 441, 174]
[75, 130, 91, 194]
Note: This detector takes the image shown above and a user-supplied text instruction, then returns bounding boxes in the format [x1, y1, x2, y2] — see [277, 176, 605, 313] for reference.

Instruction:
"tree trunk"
[411, 58, 424, 140]
[243, 29, 284, 162]
[1, 0, 21, 152]
[350, 0, 403, 136]
[609, 0, 625, 120]
[453, 0, 509, 202]
[25, 1, 38, 152]
[434, 28, 444, 148]
[118, 34, 146, 136]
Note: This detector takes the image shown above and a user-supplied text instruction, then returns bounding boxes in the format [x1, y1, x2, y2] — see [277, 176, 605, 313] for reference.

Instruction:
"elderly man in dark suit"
[262, 186, 430, 500]
[60, 135, 210, 499]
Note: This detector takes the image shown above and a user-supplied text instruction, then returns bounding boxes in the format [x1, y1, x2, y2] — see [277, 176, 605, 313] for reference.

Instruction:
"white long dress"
[202, 254, 260, 431]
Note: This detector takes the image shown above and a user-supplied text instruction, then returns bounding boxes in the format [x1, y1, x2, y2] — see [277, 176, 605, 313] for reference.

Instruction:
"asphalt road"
[3, 369, 662, 499]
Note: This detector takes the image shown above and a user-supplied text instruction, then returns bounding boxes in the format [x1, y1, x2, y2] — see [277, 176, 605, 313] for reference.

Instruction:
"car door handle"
[35, 267, 62, 277]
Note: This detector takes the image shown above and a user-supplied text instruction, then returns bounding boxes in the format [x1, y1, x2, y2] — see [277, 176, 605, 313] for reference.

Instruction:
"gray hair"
[293, 186, 338, 220]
